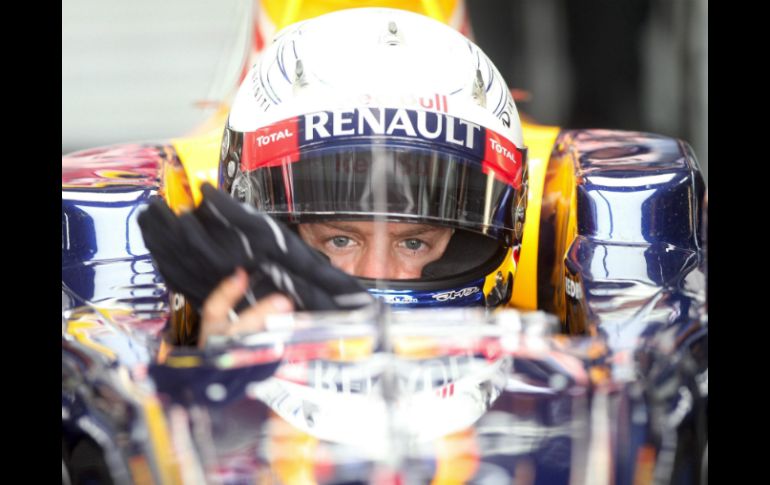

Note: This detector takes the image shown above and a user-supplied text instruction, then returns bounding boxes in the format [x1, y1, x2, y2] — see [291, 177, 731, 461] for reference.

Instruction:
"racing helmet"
[219, 7, 527, 309]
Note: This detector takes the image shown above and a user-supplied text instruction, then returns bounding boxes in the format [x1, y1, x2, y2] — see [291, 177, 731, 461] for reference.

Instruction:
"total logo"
[304, 107, 483, 151]
[488, 137, 516, 163]
[432, 286, 481, 302]
[381, 294, 418, 304]
[255, 128, 293, 147]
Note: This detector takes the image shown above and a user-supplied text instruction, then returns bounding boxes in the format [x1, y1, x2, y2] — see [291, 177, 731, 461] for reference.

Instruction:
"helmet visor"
[221, 108, 526, 244]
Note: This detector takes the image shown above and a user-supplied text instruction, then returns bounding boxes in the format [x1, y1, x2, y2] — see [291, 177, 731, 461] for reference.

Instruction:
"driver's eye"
[331, 236, 352, 248]
[402, 239, 424, 251]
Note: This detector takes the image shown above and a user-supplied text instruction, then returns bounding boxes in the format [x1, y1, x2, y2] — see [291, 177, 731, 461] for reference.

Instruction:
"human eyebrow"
[318, 222, 363, 234]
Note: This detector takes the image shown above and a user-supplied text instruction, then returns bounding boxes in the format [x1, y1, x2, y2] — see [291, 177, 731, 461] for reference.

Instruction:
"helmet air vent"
[472, 69, 486, 108]
[294, 59, 308, 93]
[382, 20, 402, 46]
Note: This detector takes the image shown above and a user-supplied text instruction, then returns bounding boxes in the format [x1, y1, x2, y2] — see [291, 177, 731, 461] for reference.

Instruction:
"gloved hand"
[138, 183, 374, 316]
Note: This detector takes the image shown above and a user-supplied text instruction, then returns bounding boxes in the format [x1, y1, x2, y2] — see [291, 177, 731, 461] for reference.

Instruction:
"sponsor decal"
[241, 108, 524, 188]
[484, 130, 524, 188]
[312, 361, 375, 394]
[417, 94, 448, 113]
[435, 383, 455, 399]
[321, 92, 450, 113]
[380, 294, 419, 305]
[255, 128, 293, 146]
[355, 93, 449, 113]
[432, 286, 481, 302]
[242, 117, 299, 170]
[303, 108, 482, 152]
[565, 276, 583, 300]
[306, 354, 482, 395]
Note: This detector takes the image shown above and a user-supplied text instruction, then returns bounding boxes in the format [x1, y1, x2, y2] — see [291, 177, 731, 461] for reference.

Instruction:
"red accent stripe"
[254, 16, 265, 52]
[241, 117, 300, 171]
[483, 130, 524, 189]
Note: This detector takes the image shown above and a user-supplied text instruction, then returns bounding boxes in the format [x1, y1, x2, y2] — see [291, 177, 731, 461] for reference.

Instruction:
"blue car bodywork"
[62, 128, 707, 484]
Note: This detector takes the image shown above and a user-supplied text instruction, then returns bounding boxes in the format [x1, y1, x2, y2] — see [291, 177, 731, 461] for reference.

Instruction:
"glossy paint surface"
[538, 130, 706, 350]
[62, 144, 170, 313]
[143, 311, 597, 483]
[62, 129, 707, 484]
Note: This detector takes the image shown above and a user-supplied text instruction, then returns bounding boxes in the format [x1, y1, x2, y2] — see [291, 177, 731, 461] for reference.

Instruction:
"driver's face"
[298, 221, 453, 279]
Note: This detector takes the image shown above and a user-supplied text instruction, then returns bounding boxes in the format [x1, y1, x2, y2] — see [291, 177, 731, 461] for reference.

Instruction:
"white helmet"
[219, 7, 527, 308]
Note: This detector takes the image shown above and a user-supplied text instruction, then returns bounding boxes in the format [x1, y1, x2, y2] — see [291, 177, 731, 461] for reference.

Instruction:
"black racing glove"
[137, 183, 374, 314]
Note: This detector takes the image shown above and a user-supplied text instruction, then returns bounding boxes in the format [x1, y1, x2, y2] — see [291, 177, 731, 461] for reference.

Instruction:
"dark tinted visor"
[221, 108, 526, 243]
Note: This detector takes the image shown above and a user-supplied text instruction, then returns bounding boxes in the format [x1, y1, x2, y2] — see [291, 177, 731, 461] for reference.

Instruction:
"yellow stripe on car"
[510, 121, 561, 310]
